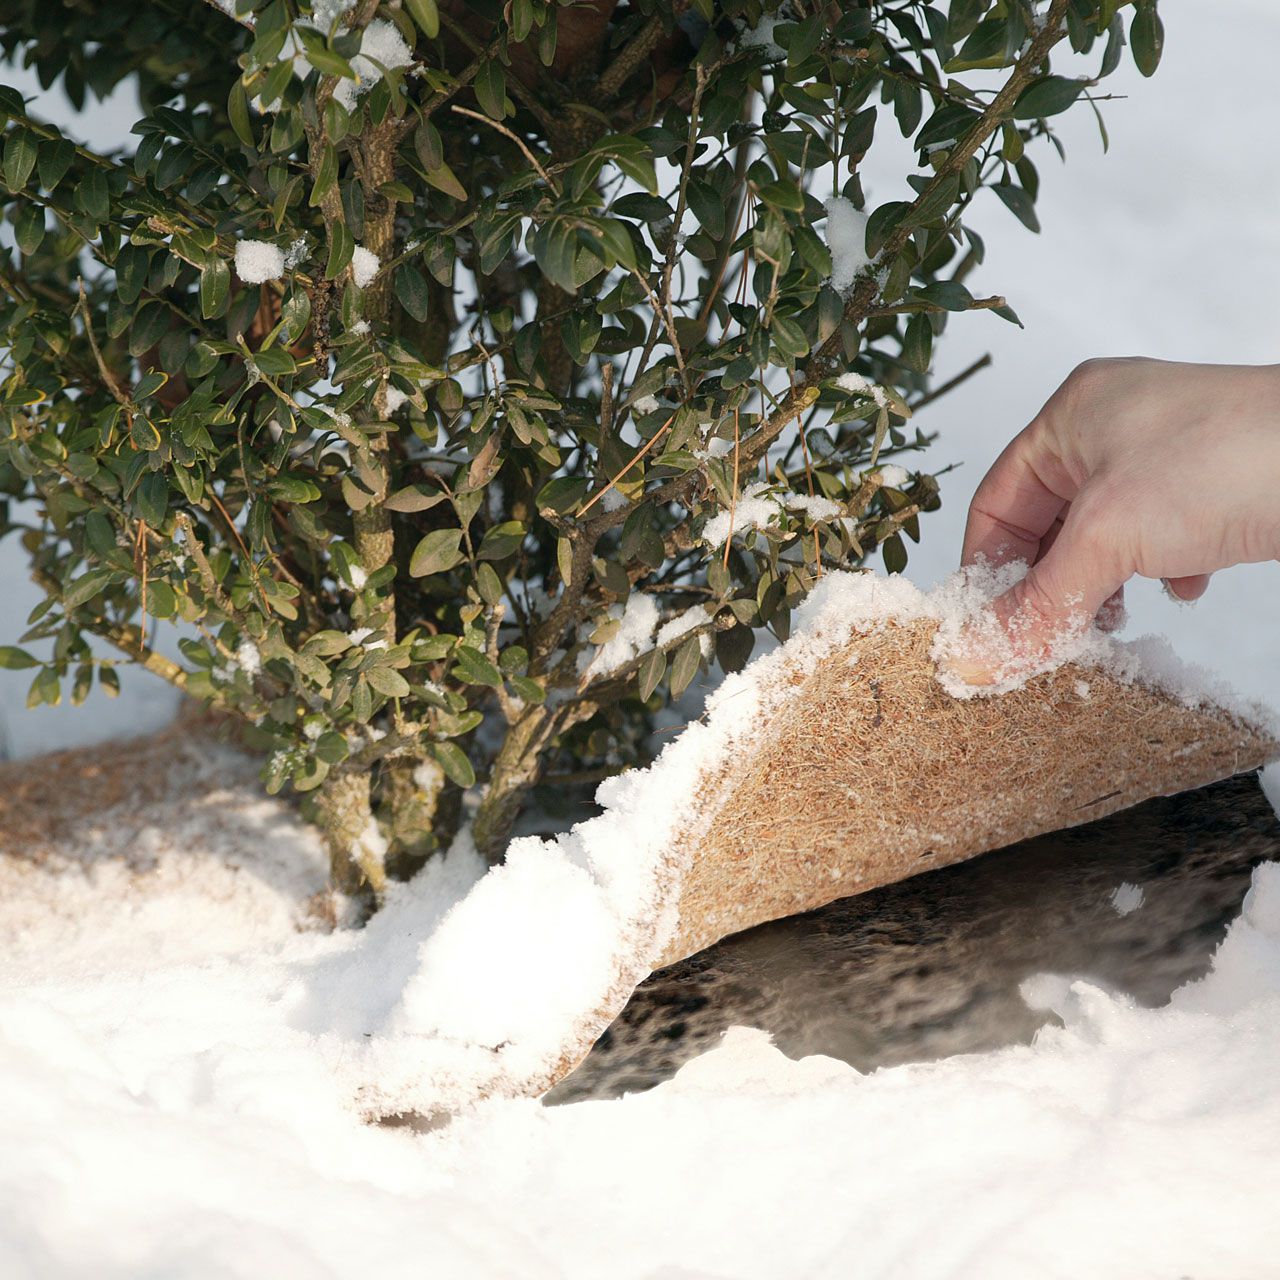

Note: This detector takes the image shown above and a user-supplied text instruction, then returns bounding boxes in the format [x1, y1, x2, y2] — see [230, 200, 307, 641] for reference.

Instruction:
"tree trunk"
[378, 755, 461, 878]
[471, 710, 548, 860]
[318, 768, 383, 899]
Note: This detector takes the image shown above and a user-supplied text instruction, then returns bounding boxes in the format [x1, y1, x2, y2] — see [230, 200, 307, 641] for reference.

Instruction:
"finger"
[1097, 587, 1126, 632]
[948, 507, 1125, 687]
[962, 422, 1075, 570]
[1163, 573, 1211, 603]
[1039, 519, 1125, 628]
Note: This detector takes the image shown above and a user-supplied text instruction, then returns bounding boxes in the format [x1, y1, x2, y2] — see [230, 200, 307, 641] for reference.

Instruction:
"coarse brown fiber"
[651, 617, 1278, 969]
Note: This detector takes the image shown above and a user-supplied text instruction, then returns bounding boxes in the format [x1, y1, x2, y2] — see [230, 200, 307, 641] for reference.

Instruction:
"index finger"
[961, 422, 1076, 569]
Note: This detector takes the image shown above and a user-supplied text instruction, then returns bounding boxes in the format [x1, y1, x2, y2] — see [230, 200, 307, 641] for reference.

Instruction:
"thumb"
[947, 513, 1124, 687]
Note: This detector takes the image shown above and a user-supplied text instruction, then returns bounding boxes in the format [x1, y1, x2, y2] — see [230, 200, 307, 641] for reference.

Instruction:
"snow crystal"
[632, 393, 662, 416]
[1075, 679, 1092, 699]
[348, 564, 368, 589]
[350, 319, 371, 336]
[347, 627, 374, 645]
[1109, 882, 1145, 916]
[825, 196, 871, 293]
[835, 370, 889, 407]
[233, 239, 285, 284]
[702, 481, 842, 548]
[383, 385, 408, 414]
[333, 20, 414, 111]
[871, 463, 911, 489]
[283, 237, 309, 269]
[351, 245, 380, 289]
[235, 639, 262, 676]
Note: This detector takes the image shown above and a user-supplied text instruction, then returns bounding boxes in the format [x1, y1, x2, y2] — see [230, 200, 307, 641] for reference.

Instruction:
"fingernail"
[938, 651, 1000, 688]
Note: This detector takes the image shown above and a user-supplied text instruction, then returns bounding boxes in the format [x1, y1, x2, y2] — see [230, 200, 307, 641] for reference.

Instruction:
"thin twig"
[578, 412, 676, 515]
[722, 407, 740, 570]
[451, 105, 560, 195]
[910, 352, 993, 411]
[76, 280, 131, 408]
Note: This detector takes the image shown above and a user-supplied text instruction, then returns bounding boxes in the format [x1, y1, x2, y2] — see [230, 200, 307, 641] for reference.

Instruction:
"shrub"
[0, 0, 1159, 891]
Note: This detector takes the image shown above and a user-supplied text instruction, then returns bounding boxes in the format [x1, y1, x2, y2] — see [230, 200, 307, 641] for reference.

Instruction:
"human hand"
[951, 357, 1280, 685]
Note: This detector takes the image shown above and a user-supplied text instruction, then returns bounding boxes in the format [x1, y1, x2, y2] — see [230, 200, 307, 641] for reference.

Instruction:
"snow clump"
[702, 481, 842, 548]
[825, 196, 871, 293]
[333, 20, 414, 111]
[351, 245, 380, 289]
[234, 239, 285, 284]
[835, 370, 889, 407]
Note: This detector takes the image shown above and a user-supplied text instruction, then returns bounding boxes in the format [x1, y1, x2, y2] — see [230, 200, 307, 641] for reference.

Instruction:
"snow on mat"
[1, 566, 1274, 1125]
[348, 563, 1275, 1115]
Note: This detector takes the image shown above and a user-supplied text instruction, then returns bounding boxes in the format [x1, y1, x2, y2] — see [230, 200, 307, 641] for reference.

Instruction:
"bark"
[317, 767, 380, 898]
[378, 755, 462, 878]
[471, 709, 548, 860]
[353, 119, 401, 646]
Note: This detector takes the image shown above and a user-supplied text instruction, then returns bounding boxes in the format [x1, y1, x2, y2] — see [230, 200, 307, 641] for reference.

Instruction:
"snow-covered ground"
[4, 4, 1280, 1277]
[3, 572, 1280, 1280]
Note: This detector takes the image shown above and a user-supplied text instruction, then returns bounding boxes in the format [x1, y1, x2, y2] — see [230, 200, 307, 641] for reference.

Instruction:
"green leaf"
[915, 103, 980, 151]
[14, 203, 44, 254]
[0, 645, 38, 670]
[432, 741, 475, 787]
[1130, 3, 1164, 77]
[637, 646, 666, 700]
[453, 645, 502, 687]
[200, 257, 231, 319]
[296, 29, 356, 79]
[902, 312, 932, 374]
[310, 143, 338, 207]
[395, 264, 431, 322]
[76, 167, 109, 222]
[915, 280, 974, 311]
[385, 484, 446, 513]
[229, 80, 255, 147]
[325, 220, 355, 279]
[669, 633, 702, 698]
[757, 178, 805, 213]
[137, 472, 169, 526]
[537, 475, 588, 513]
[475, 61, 508, 119]
[409, 528, 464, 577]
[882, 533, 908, 574]
[314, 731, 349, 764]
[3, 130, 36, 192]
[62, 567, 115, 612]
[423, 159, 466, 201]
[367, 666, 411, 698]
[253, 345, 296, 376]
[37, 137, 75, 190]
[478, 520, 525, 560]
[405, 0, 440, 38]
[991, 182, 1040, 233]
[507, 674, 546, 704]
[1013, 76, 1086, 119]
